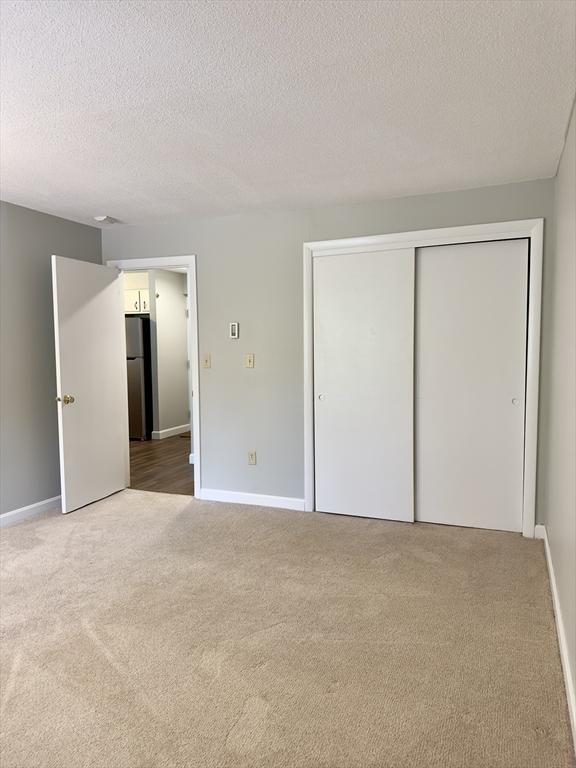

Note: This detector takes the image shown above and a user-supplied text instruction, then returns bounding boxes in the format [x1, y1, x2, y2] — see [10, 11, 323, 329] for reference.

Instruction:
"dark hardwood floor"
[129, 435, 193, 495]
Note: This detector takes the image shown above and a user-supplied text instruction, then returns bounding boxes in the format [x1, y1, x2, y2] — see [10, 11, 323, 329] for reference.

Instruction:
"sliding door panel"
[314, 248, 415, 521]
[415, 239, 528, 532]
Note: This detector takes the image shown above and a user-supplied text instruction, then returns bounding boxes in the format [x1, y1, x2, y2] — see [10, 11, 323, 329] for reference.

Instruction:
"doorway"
[51, 254, 199, 513]
[123, 267, 193, 495]
[107, 255, 200, 497]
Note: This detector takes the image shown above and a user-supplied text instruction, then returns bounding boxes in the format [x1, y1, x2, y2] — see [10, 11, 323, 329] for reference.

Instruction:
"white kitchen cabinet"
[139, 289, 150, 312]
[124, 289, 141, 314]
[123, 272, 150, 314]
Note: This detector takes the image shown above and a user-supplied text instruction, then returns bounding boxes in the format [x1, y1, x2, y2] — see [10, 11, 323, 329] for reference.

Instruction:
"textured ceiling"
[1, 0, 575, 226]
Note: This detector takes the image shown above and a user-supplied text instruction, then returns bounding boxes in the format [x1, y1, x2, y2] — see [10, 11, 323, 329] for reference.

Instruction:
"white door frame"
[106, 255, 201, 497]
[303, 219, 544, 538]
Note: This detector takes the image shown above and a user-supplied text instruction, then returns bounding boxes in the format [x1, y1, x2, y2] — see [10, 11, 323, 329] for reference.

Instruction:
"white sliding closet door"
[314, 248, 415, 521]
[415, 239, 529, 532]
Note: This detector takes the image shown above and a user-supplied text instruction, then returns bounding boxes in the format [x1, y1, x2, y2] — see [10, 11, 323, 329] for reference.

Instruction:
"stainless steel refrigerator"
[125, 316, 152, 440]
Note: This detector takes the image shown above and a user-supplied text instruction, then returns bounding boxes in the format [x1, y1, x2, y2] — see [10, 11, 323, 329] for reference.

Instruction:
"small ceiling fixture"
[93, 215, 117, 224]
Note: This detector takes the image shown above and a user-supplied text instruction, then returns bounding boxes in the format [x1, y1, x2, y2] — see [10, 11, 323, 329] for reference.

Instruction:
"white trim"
[107, 255, 201, 499]
[303, 240, 315, 512]
[0, 496, 62, 527]
[151, 424, 190, 440]
[535, 524, 576, 748]
[522, 224, 544, 538]
[198, 488, 306, 511]
[303, 219, 543, 536]
[189, 453, 195, 465]
[109, 256, 194, 270]
[51, 257, 68, 513]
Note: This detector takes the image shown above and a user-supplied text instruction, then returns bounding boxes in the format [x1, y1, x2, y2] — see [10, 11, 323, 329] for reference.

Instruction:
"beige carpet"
[0, 490, 573, 768]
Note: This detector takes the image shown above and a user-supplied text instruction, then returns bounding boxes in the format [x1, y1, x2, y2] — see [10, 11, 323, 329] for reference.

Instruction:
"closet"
[312, 237, 530, 533]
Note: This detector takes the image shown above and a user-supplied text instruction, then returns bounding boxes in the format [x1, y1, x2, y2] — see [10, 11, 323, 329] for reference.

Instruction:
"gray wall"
[149, 270, 189, 434]
[0, 201, 101, 514]
[542, 106, 575, 696]
[102, 178, 555, 506]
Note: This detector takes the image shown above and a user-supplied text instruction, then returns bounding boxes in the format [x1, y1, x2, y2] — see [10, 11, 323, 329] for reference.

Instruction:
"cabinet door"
[139, 289, 150, 313]
[124, 289, 141, 313]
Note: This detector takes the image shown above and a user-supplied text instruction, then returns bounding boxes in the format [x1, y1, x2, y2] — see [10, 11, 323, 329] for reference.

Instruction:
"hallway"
[129, 435, 193, 496]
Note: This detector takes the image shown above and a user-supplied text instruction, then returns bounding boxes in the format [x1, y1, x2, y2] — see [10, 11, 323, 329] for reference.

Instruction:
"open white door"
[52, 256, 129, 513]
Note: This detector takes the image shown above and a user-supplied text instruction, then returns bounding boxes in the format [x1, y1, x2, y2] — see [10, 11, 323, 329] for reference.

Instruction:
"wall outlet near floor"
[244, 353, 255, 369]
[201, 353, 211, 369]
[248, 451, 257, 465]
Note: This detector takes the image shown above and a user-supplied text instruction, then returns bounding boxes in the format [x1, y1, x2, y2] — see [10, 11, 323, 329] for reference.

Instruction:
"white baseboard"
[198, 488, 306, 511]
[151, 424, 190, 440]
[0, 496, 61, 527]
[535, 524, 576, 748]
[189, 453, 195, 465]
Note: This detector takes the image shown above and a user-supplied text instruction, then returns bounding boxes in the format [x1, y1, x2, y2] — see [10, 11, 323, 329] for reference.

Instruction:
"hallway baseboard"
[151, 424, 190, 440]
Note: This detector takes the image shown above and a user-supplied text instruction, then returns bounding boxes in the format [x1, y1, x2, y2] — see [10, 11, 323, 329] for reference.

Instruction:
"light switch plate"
[248, 451, 257, 465]
[244, 353, 255, 369]
[229, 322, 239, 339]
[201, 353, 211, 369]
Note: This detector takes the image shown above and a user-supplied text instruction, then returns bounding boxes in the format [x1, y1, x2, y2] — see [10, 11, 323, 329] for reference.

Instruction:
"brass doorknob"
[60, 394, 75, 405]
